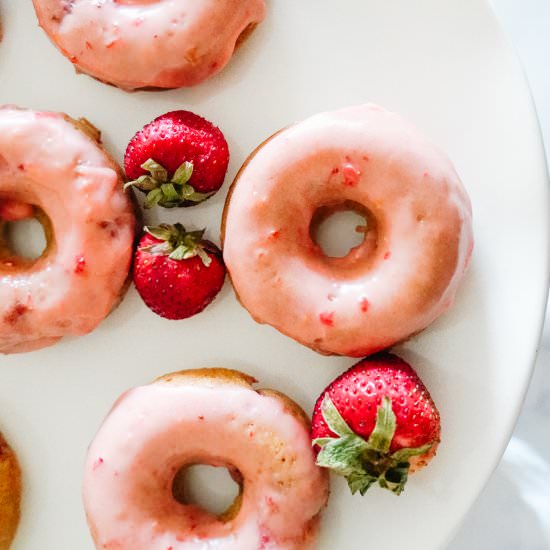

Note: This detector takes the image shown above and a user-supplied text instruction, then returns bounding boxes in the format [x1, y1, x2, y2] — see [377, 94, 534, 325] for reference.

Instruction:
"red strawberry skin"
[124, 110, 229, 194]
[312, 354, 440, 454]
[133, 233, 226, 320]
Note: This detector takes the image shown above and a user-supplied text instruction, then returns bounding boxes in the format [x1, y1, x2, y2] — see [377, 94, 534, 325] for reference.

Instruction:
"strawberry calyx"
[141, 223, 214, 267]
[313, 395, 434, 496]
[125, 158, 213, 208]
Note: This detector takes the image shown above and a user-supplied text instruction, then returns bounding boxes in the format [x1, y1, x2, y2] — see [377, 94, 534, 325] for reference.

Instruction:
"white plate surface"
[0, 1, 549, 549]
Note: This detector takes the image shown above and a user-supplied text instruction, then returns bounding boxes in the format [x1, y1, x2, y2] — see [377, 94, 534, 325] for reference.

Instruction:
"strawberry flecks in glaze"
[359, 297, 370, 313]
[74, 256, 86, 274]
[32, 0, 266, 90]
[0, 107, 136, 354]
[265, 496, 279, 512]
[342, 163, 361, 186]
[83, 372, 328, 550]
[3, 303, 29, 326]
[319, 312, 334, 326]
[92, 458, 104, 471]
[223, 104, 474, 356]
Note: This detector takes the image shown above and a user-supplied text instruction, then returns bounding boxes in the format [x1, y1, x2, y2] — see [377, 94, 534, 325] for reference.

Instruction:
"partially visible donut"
[222, 104, 474, 357]
[0, 106, 137, 354]
[32, 0, 266, 90]
[83, 368, 329, 550]
[0, 433, 21, 550]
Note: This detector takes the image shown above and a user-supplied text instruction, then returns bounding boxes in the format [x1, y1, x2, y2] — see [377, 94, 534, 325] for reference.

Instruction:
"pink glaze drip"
[32, 0, 266, 90]
[223, 104, 474, 356]
[83, 376, 328, 549]
[0, 107, 135, 354]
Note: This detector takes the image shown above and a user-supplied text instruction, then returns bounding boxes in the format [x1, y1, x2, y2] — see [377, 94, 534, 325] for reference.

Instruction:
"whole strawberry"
[124, 110, 229, 208]
[311, 353, 440, 496]
[133, 224, 226, 320]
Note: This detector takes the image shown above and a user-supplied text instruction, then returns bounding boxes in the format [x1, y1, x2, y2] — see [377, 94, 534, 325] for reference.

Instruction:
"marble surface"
[449, 1, 550, 548]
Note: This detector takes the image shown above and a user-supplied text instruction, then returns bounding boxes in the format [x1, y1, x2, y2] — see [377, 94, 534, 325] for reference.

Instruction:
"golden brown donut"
[0, 433, 21, 550]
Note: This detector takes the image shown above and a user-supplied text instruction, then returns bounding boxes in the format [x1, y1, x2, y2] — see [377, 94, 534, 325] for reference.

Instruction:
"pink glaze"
[0, 107, 135, 354]
[83, 373, 329, 549]
[0, 199, 34, 221]
[32, 0, 266, 90]
[223, 104, 474, 357]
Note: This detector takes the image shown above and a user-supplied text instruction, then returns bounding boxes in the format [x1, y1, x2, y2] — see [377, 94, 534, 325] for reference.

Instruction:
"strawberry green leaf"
[125, 159, 213, 207]
[124, 174, 157, 191]
[140, 241, 172, 255]
[141, 158, 168, 182]
[180, 183, 214, 204]
[183, 228, 206, 243]
[347, 471, 378, 496]
[172, 161, 194, 185]
[315, 435, 369, 477]
[366, 396, 396, 454]
[144, 224, 175, 241]
[196, 247, 212, 267]
[160, 183, 179, 203]
[379, 462, 410, 495]
[390, 443, 434, 463]
[312, 437, 335, 449]
[144, 188, 163, 209]
[320, 394, 356, 438]
[168, 245, 189, 261]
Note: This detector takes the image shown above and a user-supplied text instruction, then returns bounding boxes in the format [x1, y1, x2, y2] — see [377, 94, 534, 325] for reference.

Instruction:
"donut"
[32, 0, 266, 90]
[0, 433, 21, 550]
[83, 368, 329, 550]
[222, 104, 474, 357]
[0, 106, 136, 354]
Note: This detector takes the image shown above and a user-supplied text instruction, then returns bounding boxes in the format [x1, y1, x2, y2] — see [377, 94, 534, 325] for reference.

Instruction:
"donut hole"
[4, 218, 47, 260]
[172, 464, 243, 519]
[311, 201, 376, 258]
[0, 205, 53, 264]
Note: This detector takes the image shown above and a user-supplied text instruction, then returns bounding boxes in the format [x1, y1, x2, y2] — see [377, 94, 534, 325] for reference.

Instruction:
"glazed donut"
[32, 0, 266, 90]
[83, 368, 329, 550]
[222, 104, 473, 357]
[0, 107, 136, 354]
[0, 433, 21, 550]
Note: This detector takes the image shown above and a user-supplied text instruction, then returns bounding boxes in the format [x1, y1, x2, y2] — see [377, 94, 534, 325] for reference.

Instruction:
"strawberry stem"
[125, 159, 213, 208]
[141, 223, 214, 267]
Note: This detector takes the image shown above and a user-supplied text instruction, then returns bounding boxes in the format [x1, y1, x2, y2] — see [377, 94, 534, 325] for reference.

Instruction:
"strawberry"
[311, 353, 440, 496]
[124, 110, 229, 208]
[133, 223, 226, 320]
